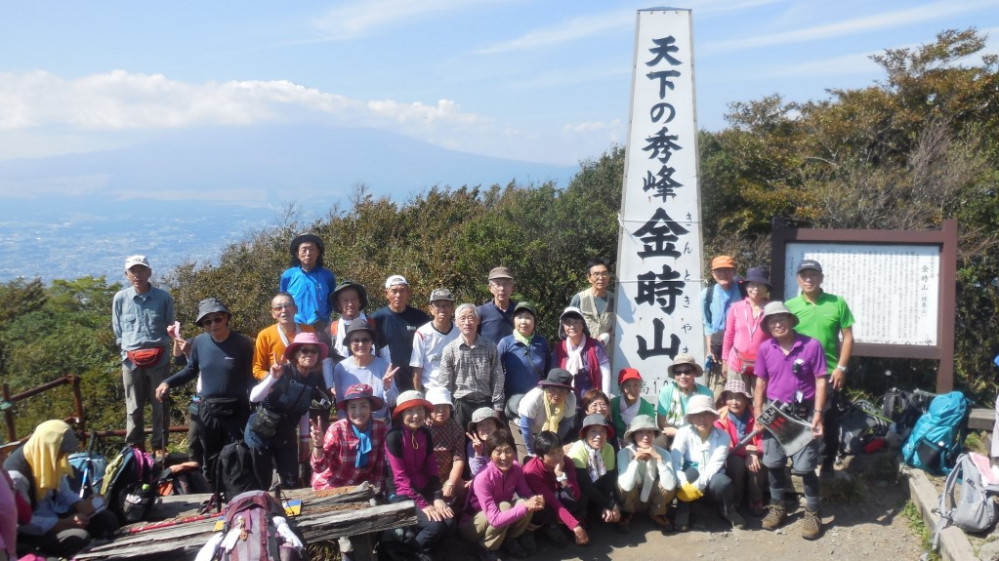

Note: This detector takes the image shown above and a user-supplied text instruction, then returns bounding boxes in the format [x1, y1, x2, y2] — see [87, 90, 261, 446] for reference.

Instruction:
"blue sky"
[1, 0, 998, 167]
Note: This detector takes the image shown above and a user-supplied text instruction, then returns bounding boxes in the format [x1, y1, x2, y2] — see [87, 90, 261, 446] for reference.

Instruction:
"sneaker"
[517, 531, 538, 555]
[541, 524, 569, 547]
[722, 505, 746, 529]
[501, 537, 529, 559]
[675, 502, 691, 532]
[801, 507, 822, 540]
[649, 513, 673, 532]
[749, 501, 765, 517]
[761, 501, 787, 531]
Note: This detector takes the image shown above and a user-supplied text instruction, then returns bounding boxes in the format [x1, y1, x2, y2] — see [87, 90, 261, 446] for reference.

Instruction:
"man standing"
[785, 259, 855, 475]
[439, 304, 505, 430]
[477, 267, 517, 344]
[702, 255, 741, 393]
[372, 275, 430, 394]
[156, 298, 254, 477]
[753, 302, 827, 540]
[279, 233, 336, 345]
[570, 258, 615, 347]
[410, 288, 459, 392]
[112, 255, 175, 457]
[252, 292, 316, 380]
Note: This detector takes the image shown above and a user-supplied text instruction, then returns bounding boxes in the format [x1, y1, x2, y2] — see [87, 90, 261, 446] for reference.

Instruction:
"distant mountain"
[0, 125, 578, 282]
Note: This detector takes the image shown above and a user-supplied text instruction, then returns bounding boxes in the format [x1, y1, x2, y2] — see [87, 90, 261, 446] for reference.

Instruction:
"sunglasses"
[673, 368, 695, 376]
[350, 337, 372, 345]
[299, 347, 320, 355]
[200, 316, 226, 327]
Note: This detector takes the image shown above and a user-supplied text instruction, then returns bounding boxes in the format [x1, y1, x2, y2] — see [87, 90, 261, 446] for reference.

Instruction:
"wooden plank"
[969, 407, 993, 432]
[75, 499, 416, 561]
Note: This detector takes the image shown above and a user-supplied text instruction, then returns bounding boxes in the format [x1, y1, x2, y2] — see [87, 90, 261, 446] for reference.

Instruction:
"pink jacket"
[722, 298, 771, 373]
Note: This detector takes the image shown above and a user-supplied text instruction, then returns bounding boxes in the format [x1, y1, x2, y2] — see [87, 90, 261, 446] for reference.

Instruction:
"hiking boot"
[801, 507, 822, 540]
[761, 501, 787, 531]
[501, 537, 529, 559]
[722, 505, 746, 529]
[517, 531, 538, 555]
[749, 500, 764, 517]
[675, 502, 691, 532]
[541, 524, 569, 547]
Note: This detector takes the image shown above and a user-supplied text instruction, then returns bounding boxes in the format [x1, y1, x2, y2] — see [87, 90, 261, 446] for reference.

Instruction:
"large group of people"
[0, 238, 856, 560]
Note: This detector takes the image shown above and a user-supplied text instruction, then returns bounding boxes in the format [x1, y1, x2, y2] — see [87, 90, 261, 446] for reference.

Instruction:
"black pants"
[821, 392, 841, 469]
[199, 397, 249, 484]
[455, 396, 493, 432]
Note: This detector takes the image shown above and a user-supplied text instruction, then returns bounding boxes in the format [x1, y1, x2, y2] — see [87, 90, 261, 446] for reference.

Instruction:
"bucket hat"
[578, 413, 615, 441]
[283, 332, 329, 362]
[344, 321, 377, 342]
[762, 301, 799, 333]
[513, 301, 538, 320]
[336, 383, 385, 411]
[331, 281, 369, 314]
[684, 394, 719, 421]
[196, 298, 230, 325]
[393, 390, 433, 420]
[720, 377, 752, 401]
[466, 407, 501, 434]
[425, 387, 453, 408]
[558, 306, 590, 339]
[741, 266, 772, 290]
[667, 354, 703, 378]
[538, 368, 573, 391]
[623, 414, 659, 443]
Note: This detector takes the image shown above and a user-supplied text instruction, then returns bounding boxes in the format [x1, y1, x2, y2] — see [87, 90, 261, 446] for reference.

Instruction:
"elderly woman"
[247, 332, 330, 489]
[461, 430, 544, 561]
[721, 266, 772, 389]
[425, 387, 466, 509]
[610, 368, 655, 443]
[328, 281, 374, 362]
[311, 383, 388, 561]
[567, 414, 621, 526]
[466, 408, 503, 478]
[670, 394, 741, 531]
[616, 415, 677, 531]
[715, 378, 766, 517]
[517, 369, 577, 457]
[326, 322, 399, 422]
[497, 301, 551, 417]
[656, 353, 713, 447]
[551, 307, 611, 408]
[383, 391, 454, 559]
[4, 420, 119, 558]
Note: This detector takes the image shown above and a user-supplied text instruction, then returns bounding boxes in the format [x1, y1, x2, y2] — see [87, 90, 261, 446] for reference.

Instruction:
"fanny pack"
[126, 347, 165, 367]
[247, 407, 282, 438]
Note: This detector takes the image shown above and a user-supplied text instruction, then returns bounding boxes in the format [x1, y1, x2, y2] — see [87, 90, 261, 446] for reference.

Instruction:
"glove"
[676, 481, 703, 503]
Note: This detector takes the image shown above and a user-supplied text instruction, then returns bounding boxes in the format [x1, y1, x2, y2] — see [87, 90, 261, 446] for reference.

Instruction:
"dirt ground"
[437, 450, 924, 561]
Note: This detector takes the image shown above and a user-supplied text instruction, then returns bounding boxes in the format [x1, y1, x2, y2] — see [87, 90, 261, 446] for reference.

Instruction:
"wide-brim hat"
[741, 266, 772, 290]
[558, 306, 591, 339]
[284, 332, 329, 363]
[196, 298, 231, 325]
[762, 301, 799, 333]
[425, 387, 453, 408]
[617, 367, 643, 386]
[578, 413, 615, 441]
[538, 368, 573, 391]
[290, 234, 324, 256]
[667, 354, 703, 378]
[720, 377, 752, 401]
[623, 414, 658, 443]
[684, 394, 719, 420]
[513, 301, 538, 320]
[331, 281, 369, 314]
[393, 390, 433, 420]
[466, 407, 501, 434]
[336, 383, 385, 411]
[344, 320, 376, 342]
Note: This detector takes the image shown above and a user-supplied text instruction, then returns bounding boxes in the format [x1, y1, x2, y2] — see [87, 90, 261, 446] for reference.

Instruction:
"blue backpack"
[902, 391, 969, 475]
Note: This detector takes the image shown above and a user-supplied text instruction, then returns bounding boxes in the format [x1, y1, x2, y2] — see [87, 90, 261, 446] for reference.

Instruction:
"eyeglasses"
[589, 271, 610, 278]
[299, 347, 320, 355]
[271, 303, 295, 310]
[562, 318, 583, 326]
[350, 337, 372, 345]
[673, 368, 695, 376]
[200, 316, 226, 327]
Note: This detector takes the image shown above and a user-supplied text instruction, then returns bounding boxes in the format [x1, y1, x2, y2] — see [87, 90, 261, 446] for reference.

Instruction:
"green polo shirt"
[786, 291, 855, 370]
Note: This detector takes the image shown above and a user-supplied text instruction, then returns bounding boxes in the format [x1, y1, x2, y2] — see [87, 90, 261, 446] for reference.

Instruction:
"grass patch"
[902, 500, 941, 561]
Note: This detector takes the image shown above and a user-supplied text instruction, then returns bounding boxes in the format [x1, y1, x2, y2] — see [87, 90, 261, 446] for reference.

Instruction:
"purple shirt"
[754, 333, 827, 402]
[464, 461, 533, 528]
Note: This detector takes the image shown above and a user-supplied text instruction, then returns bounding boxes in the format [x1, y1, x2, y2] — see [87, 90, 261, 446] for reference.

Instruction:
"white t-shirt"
[409, 321, 459, 389]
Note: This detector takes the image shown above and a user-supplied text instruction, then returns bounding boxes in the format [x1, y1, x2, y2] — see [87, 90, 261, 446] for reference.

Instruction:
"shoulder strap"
[704, 285, 714, 323]
[932, 453, 965, 549]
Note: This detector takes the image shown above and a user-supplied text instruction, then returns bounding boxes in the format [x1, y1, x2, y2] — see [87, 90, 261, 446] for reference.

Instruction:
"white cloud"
[563, 119, 621, 134]
[477, 10, 633, 55]
[311, 0, 502, 41]
[703, 0, 999, 55]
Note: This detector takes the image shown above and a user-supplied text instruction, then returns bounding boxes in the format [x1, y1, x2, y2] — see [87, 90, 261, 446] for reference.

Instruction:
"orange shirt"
[252, 322, 315, 379]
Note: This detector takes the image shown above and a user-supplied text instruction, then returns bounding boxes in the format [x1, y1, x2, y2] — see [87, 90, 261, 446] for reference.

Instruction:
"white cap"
[124, 255, 151, 270]
[384, 274, 409, 288]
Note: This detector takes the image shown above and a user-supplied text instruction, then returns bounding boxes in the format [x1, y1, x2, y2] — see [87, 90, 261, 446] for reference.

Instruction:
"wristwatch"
[834, 365, 847, 373]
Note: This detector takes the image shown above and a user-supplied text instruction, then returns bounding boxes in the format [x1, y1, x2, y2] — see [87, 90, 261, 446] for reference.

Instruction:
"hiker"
[714, 378, 766, 517]
[112, 255, 174, 458]
[610, 368, 656, 446]
[785, 259, 855, 476]
[439, 303, 505, 430]
[410, 288, 460, 392]
[246, 332, 329, 489]
[326, 321, 398, 422]
[523, 431, 589, 546]
[498, 301, 551, 452]
[372, 275, 430, 394]
[656, 354, 713, 448]
[569, 258, 615, 348]
[279, 233, 336, 346]
[424, 387, 467, 510]
[552, 307, 612, 410]
[616, 414, 677, 532]
[477, 267, 518, 344]
[5, 420, 119, 558]
[156, 298, 254, 479]
[670, 394, 742, 531]
[252, 292, 316, 381]
[466, 408, 503, 478]
[460, 429, 544, 561]
[567, 415, 622, 527]
[328, 281, 374, 362]
[516, 368, 577, 457]
[702, 255, 741, 394]
[753, 301, 828, 539]
[721, 266, 772, 389]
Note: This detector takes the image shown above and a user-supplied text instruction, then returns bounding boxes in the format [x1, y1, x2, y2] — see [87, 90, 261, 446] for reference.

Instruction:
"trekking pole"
[79, 429, 99, 498]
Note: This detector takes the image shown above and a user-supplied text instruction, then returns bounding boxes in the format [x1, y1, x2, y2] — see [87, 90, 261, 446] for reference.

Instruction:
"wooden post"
[71, 375, 86, 432]
[2, 383, 14, 443]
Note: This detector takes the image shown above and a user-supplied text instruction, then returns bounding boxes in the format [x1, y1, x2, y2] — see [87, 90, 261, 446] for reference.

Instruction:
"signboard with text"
[612, 9, 704, 399]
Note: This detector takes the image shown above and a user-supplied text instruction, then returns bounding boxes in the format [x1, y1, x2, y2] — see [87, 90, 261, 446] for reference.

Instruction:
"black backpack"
[214, 440, 267, 506]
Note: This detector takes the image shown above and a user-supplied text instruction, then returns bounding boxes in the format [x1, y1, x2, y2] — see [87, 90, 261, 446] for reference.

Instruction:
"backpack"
[902, 391, 969, 475]
[838, 399, 889, 455]
[68, 452, 108, 497]
[158, 465, 212, 496]
[195, 490, 304, 561]
[882, 388, 933, 440]
[100, 445, 158, 523]
[214, 440, 267, 505]
[932, 452, 999, 549]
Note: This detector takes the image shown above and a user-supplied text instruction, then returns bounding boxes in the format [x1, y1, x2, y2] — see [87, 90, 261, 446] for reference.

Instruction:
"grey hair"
[455, 303, 479, 319]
